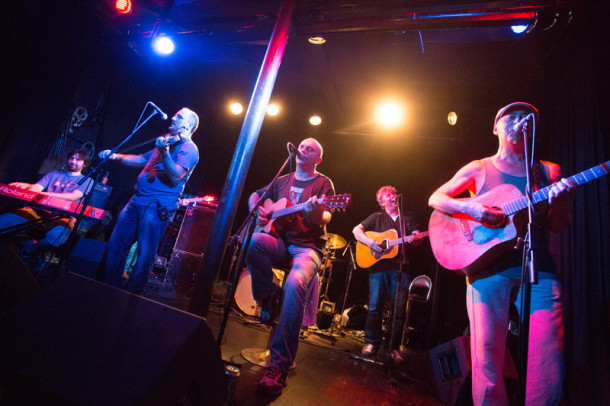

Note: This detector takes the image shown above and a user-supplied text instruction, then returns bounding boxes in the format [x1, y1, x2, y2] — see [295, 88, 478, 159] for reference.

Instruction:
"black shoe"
[260, 287, 283, 325]
[257, 367, 287, 395]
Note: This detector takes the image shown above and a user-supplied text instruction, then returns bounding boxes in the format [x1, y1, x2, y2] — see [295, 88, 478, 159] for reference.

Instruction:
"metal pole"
[190, 0, 296, 317]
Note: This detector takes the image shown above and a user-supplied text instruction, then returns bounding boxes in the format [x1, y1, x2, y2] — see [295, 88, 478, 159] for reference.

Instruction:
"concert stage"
[0, 271, 454, 405]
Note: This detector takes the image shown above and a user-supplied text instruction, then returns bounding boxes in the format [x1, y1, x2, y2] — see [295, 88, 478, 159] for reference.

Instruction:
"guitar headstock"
[323, 194, 352, 212]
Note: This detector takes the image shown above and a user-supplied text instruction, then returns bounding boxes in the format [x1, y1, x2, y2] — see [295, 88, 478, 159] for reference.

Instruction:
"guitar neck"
[270, 202, 308, 219]
[502, 161, 609, 215]
[386, 231, 429, 248]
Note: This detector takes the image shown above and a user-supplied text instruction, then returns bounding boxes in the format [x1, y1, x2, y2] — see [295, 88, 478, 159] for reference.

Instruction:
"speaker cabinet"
[421, 336, 518, 406]
[65, 238, 106, 279]
[0, 243, 40, 310]
[174, 205, 215, 255]
[0, 272, 226, 405]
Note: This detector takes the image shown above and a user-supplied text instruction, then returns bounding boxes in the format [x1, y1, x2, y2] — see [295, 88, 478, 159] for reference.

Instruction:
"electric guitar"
[255, 194, 351, 235]
[355, 229, 429, 268]
[429, 160, 610, 276]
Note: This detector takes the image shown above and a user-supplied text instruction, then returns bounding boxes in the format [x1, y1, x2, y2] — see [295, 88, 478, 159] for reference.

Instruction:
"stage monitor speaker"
[0, 272, 226, 405]
[65, 238, 106, 280]
[0, 243, 40, 310]
[174, 205, 215, 255]
[421, 336, 518, 406]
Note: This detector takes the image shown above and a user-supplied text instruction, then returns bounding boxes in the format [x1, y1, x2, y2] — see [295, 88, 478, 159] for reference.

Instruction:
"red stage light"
[115, 0, 132, 14]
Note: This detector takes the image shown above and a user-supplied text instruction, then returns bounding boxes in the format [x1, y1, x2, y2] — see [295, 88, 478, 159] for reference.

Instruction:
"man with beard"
[0, 149, 94, 258]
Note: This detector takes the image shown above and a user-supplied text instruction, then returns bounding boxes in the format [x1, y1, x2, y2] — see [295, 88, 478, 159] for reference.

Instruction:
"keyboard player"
[0, 149, 94, 261]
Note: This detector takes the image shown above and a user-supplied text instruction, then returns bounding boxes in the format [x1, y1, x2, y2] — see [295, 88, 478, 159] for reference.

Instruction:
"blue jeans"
[246, 232, 322, 373]
[105, 200, 169, 294]
[467, 273, 563, 406]
[364, 268, 409, 350]
[0, 211, 71, 247]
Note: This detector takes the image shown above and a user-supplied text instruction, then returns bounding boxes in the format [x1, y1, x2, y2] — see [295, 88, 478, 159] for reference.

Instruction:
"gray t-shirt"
[131, 140, 199, 210]
[37, 170, 94, 203]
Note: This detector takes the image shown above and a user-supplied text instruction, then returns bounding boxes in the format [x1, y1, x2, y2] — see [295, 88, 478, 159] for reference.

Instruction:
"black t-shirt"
[359, 209, 420, 272]
[256, 172, 335, 253]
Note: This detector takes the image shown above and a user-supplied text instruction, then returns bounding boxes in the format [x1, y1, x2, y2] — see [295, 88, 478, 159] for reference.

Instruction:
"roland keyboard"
[0, 183, 106, 220]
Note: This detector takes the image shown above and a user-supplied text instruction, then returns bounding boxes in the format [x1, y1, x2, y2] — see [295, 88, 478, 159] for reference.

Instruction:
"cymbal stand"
[339, 241, 356, 317]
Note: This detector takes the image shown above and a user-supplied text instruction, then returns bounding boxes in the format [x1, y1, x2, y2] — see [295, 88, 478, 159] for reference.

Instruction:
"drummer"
[352, 185, 423, 363]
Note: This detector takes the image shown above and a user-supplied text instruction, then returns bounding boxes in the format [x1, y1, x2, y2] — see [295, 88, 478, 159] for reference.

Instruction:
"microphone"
[149, 101, 168, 120]
[512, 113, 534, 132]
[287, 142, 301, 158]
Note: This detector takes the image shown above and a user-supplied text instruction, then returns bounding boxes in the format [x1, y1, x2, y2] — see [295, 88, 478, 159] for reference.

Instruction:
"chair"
[400, 275, 432, 352]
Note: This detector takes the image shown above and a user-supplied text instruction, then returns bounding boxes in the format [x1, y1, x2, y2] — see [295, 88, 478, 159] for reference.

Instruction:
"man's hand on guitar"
[411, 230, 424, 246]
[303, 195, 329, 226]
[468, 203, 507, 227]
[548, 178, 575, 206]
[256, 205, 270, 227]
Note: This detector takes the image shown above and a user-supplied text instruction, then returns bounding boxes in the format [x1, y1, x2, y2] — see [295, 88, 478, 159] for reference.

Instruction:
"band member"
[428, 102, 574, 405]
[100, 108, 199, 295]
[246, 138, 334, 395]
[0, 149, 93, 259]
[352, 186, 423, 363]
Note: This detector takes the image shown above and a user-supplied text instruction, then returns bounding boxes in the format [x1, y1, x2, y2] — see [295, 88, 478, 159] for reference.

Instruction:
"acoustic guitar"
[255, 194, 351, 235]
[355, 229, 428, 268]
[429, 160, 609, 276]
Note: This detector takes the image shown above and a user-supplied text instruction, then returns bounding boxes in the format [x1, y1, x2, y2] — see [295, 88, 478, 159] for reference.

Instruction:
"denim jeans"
[105, 200, 169, 294]
[364, 268, 409, 350]
[246, 232, 322, 373]
[467, 273, 563, 406]
[0, 211, 71, 247]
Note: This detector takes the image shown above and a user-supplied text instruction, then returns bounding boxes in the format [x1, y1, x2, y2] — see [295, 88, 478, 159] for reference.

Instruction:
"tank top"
[478, 158, 556, 279]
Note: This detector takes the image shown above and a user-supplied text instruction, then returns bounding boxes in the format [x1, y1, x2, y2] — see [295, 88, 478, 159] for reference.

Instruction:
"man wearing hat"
[428, 102, 575, 405]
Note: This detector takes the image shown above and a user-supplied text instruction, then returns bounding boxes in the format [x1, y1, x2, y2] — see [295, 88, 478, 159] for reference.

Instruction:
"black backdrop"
[0, 2, 608, 403]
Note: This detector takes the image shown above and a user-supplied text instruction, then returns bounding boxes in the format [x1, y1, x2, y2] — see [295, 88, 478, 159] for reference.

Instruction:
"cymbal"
[326, 233, 347, 249]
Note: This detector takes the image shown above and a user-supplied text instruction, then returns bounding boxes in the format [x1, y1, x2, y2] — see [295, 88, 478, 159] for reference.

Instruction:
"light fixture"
[447, 112, 458, 125]
[309, 115, 322, 126]
[267, 104, 280, 116]
[229, 102, 243, 115]
[511, 25, 528, 34]
[152, 36, 175, 55]
[374, 100, 405, 129]
[308, 36, 326, 45]
[115, 0, 132, 14]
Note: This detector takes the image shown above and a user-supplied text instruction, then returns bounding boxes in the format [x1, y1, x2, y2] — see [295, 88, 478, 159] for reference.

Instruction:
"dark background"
[1, 1, 608, 403]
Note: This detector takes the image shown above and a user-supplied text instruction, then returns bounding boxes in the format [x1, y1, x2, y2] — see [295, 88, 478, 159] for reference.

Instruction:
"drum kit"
[234, 232, 352, 327]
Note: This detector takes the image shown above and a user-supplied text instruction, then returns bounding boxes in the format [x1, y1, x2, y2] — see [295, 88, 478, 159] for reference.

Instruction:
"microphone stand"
[339, 241, 356, 317]
[216, 151, 295, 346]
[54, 104, 163, 277]
[516, 117, 537, 406]
[387, 195, 406, 369]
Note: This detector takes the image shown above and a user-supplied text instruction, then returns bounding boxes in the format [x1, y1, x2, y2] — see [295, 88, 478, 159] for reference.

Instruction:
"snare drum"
[234, 267, 285, 316]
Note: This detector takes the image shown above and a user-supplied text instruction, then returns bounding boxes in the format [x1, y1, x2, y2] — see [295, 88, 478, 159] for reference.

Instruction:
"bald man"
[100, 108, 200, 294]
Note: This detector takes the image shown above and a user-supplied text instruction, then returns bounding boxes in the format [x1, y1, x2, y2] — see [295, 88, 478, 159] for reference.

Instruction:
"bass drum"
[234, 267, 285, 317]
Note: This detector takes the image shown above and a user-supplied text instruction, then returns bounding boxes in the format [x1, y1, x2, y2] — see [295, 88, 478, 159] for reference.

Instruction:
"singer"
[245, 138, 334, 395]
[352, 186, 423, 363]
[99, 107, 199, 295]
[428, 102, 575, 405]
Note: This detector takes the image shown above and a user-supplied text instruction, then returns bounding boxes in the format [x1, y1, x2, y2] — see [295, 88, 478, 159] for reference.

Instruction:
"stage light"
[309, 115, 322, 126]
[511, 25, 528, 34]
[115, 0, 132, 14]
[308, 36, 326, 45]
[374, 100, 405, 129]
[448, 112, 458, 125]
[152, 36, 175, 55]
[267, 104, 280, 116]
[229, 102, 243, 115]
